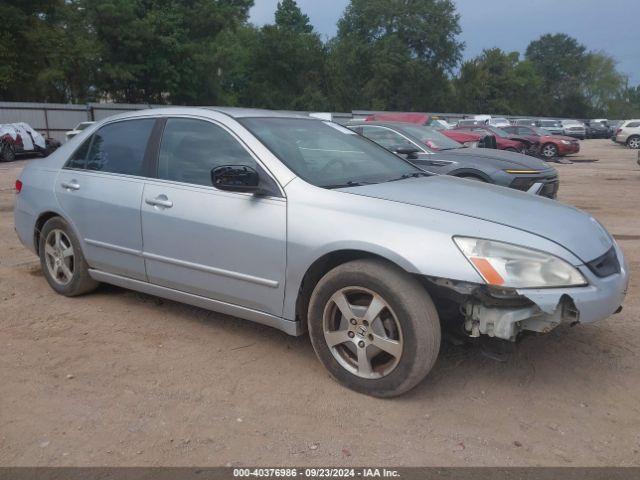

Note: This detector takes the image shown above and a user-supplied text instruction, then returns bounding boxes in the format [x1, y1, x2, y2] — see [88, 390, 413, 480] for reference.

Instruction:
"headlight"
[561, 140, 571, 145]
[454, 237, 587, 288]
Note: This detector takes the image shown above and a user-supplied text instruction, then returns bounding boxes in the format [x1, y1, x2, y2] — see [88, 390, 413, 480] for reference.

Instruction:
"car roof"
[98, 106, 310, 123]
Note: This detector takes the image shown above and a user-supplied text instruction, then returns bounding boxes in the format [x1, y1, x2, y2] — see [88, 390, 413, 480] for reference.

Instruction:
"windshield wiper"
[386, 172, 430, 183]
[322, 180, 372, 189]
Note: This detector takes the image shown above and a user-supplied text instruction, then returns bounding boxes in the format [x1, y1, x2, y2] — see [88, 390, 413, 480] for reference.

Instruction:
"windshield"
[399, 124, 463, 150]
[484, 126, 511, 138]
[539, 120, 560, 127]
[532, 127, 552, 135]
[240, 118, 424, 188]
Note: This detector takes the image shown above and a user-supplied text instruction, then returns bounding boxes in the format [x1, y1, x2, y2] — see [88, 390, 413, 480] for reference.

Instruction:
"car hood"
[433, 147, 551, 171]
[545, 135, 577, 142]
[339, 176, 612, 262]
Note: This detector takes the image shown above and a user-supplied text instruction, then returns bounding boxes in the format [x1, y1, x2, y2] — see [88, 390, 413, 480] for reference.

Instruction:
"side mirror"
[211, 165, 261, 193]
[393, 145, 421, 159]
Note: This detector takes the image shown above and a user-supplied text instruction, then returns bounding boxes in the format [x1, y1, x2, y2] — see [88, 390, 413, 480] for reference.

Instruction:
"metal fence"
[0, 101, 598, 143]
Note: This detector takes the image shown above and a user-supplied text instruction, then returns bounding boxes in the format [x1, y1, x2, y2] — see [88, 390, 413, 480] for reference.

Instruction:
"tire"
[39, 217, 99, 296]
[0, 142, 16, 162]
[627, 136, 640, 149]
[307, 258, 441, 397]
[541, 143, 558, 159]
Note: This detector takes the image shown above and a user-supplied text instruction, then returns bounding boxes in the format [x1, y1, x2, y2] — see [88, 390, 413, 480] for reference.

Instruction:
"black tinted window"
[66, 136, 92, 169]
[158, 118, 256, 186]
[627, 121, 640, 128]
[86, 119, 154, 176]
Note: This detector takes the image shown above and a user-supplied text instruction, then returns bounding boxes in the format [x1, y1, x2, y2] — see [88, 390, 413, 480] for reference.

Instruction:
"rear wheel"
[541, 143, 558, 159]
[627, 136, 640, 149]
[308, 259, 441, 397]
[39, 217, 99, 296]
[0, 142, 15, 162]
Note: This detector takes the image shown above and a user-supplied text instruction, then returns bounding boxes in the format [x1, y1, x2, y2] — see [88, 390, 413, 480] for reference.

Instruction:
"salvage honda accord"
[14, 108, 629, 397]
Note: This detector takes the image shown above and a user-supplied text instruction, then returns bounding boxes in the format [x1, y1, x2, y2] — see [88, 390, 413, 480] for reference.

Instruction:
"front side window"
[158, 118, 256, 186]
[399, 125, 462, 150]
[86, 119, 155, 176]
[241, 118, 422, 188]
[626, 121, 640, 128]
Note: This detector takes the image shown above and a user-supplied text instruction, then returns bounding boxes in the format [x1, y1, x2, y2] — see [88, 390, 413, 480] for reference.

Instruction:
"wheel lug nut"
[362, 320, 369, 326]
[348, 331, 355, 338]
[350, 318, 357, 325]
[368, 334, 374, 341]
[358, 341, 365, 348]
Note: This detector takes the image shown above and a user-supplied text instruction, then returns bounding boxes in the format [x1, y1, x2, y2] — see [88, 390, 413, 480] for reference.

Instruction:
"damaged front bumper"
[436, 244, 629, 341]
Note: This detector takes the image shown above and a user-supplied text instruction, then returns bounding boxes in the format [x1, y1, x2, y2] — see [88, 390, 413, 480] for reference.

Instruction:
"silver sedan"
[13, 107, 629, 397]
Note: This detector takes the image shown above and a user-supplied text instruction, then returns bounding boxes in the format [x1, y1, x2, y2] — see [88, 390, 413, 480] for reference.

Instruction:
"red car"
[365, 113, 497, 150]
[454, 125, 527, 154]
[503, 125, 580, 159]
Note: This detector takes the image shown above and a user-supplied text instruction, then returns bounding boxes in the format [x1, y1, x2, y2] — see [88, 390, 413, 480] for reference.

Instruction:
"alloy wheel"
[44, 229, 75, 285]
[322, 287, 403, 379]
[542, 144, 557, 158]
[629, 137, 640, 149]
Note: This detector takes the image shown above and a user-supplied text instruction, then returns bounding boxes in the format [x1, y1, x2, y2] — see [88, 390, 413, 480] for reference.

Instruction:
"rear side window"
[157, 118, 256, 187]
[626, 121, 640, 128]
[85, 119, 155, 176]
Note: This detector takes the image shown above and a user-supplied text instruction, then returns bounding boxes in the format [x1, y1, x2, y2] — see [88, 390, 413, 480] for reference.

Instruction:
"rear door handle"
[61, 180, 80, 191]
[145, 195, 173, 208]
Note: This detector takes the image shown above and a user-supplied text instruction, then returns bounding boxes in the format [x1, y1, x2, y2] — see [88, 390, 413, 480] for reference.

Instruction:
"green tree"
[525, 33, 590, 117]
[86, 0, 253, 104]
[240, 0, 329, 109]
[454, 48, 542, 115]
[583, 51, 628, 116]
[327, 0, 463, 111]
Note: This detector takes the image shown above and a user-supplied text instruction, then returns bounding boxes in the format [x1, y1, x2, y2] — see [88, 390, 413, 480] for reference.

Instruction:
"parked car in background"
[0, 123, 60, 162]
[536, 119, 564, 135]
[65, 121, 95, 142]
[514, 119, 538, 127]
[14, 107, 628, 397]
[365, 113, 497, 149]
[561, 120, 587, 139]
[613, 120, 640, 149]
[349, 121, 559, 198]
[585, 119, 611, 139]
[454, 125, 529, 154]
[503, 125, 580, 159]
[487, 117, 511, 128]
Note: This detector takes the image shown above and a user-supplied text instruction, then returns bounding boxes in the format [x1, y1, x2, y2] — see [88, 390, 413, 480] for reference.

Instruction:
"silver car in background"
[13, 107, 629, 397]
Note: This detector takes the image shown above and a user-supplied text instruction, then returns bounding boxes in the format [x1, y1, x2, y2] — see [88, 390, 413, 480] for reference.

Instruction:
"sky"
[249, 0, 640, 84]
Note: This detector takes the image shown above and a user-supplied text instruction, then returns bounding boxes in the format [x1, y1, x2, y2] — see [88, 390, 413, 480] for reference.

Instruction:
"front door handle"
[145, 195, 173, 208]
[61, 180, 80, 191]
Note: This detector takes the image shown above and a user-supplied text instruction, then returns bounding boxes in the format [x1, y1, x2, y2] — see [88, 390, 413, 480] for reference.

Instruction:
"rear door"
[55, 118, 157, 281]
[140, 117, 287, 316]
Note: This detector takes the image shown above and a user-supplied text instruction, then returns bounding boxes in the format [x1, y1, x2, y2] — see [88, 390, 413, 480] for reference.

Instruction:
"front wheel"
[308, 259, 441, 397]
[627, 136, 640, 149]
[541, 143, 558, 159]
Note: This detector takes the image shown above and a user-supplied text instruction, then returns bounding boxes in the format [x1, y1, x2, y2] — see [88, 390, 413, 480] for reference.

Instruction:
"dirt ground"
[1, 140, 639, 467]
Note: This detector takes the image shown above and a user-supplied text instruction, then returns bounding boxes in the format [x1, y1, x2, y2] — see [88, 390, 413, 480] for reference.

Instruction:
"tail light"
[15, 179, 22, 193]
[616, 128, 622, 136]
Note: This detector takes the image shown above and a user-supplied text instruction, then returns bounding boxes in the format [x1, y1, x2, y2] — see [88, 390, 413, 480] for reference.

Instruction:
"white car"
[613, 120, 640, 149]
[560, 120, 586, 139]
[487, 117, 511, 128]
[65, 121, 95, 142]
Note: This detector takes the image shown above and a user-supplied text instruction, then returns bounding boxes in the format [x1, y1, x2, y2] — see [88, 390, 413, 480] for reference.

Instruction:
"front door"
[140, 117, 287, 317]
